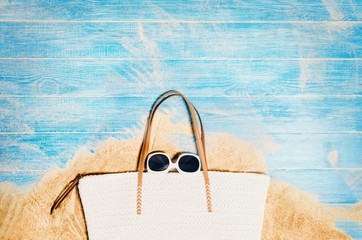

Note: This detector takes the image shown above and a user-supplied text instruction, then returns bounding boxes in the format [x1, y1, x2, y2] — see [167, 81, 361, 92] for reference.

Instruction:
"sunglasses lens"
[178, 155, 200, 173]
[148, 154, 169, 172]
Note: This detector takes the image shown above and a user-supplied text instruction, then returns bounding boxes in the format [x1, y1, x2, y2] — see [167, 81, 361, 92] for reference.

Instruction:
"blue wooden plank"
[270, 169, 361, 204]
[0, 0, 360, 21]
[263, 133, 362, 168]
[0, 59, 360, 96]
[0, 171, 43, 187]
[336, 221, 362, 239]
[0, 133, 360, 170]
[0, 96, 360, 133]
[0, 133, 127, 170]
[0, 22, 361, 58]
[0, 0, 360, 237]
[259, 133, 362, 169]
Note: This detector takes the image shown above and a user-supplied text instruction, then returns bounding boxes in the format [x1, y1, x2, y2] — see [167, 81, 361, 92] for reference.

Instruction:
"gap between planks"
[0, 58, 361, 61]
[0, 95, 361, 98]
[0, 131, 361, 134]
[0, 20, 361, 24]
[1, 168, 361, 172]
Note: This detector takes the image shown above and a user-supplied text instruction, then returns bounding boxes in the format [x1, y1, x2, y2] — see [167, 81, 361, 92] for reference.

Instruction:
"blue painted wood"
[0, 96, 360, 133]
[0, 0, 361, 236]
[261, 133, 362, 168]
[0, 59, 360, 96]
[269, 169, 361, 204]
[0, 171, 43, 188]
[0, 133, 127, 170]
[0, 22, 361, 58]
[0, 133, 361, 170]
[336, 221, 362, 239]
[0, 0, 360, 21]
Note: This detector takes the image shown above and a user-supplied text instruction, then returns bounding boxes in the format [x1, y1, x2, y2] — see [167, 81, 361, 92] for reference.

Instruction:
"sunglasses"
[146, 152, 201, 174]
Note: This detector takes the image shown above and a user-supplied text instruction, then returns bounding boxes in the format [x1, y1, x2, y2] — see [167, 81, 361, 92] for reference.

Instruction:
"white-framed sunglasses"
[146, 151, 201, 174]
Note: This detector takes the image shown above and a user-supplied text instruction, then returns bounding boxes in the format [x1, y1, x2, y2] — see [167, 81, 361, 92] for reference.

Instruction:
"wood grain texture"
[0, 22, 361, 59]
[0, 59, 360, 96]
[269, 169, 361, 204]
[336, 221, 362, 239]
[0, 171, 44, 188]
[0, 133, 126, 170]
[0, 0, 361, 236]
[0, 0, 360, 21]
[262, 133, 362, 168]
[0, 133, 360, 170]
[0, 96, 360, 133]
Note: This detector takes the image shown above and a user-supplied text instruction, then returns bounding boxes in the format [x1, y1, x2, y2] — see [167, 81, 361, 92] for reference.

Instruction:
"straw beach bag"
[51, 91, 270, 240]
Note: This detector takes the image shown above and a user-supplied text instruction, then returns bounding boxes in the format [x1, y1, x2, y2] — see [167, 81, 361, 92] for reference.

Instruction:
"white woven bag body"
[78, 171, 270, 240]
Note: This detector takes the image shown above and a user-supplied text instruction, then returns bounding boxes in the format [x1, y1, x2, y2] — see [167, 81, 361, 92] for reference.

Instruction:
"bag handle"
[137, 90, 212, 214]
[138, 90, 206, 169]
[50, 91, 212, 215]
[143, 90, 206, 153]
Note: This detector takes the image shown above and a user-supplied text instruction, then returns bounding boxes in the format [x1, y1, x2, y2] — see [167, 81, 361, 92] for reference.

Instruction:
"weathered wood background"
[0, 0, 361, 237]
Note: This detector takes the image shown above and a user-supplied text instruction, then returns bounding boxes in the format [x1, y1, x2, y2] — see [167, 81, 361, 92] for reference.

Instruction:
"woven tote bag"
[51, 91, 270, 240]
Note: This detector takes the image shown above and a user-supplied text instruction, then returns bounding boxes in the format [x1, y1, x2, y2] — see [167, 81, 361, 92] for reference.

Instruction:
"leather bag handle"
[50, 91, 212, 215]
[137, 90, 212, 214]
[138, 90, 206, 169]
[142, 90, 206, 153]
